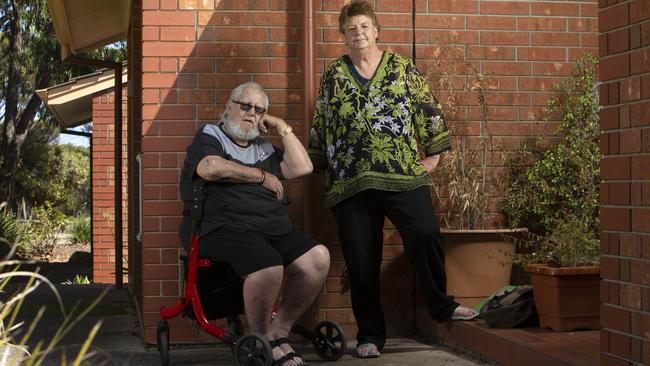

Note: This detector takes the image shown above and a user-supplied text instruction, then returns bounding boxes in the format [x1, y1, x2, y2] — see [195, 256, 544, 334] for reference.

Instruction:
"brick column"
[598, 0, 650, 364]
[91, 88, 128, 284]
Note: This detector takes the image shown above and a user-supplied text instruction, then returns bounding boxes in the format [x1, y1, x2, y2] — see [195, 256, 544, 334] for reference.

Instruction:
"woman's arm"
[308, 70, 332, 174]
[407, 58, 451, 157]
[420, 154, 441, 174]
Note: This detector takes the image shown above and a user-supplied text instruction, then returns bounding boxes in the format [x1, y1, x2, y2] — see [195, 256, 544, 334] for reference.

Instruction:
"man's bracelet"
[279, 126, 293, 138]
[258, 168, 266, 184]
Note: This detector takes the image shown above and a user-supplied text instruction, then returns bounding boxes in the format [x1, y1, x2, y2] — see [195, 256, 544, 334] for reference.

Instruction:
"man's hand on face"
[259, 114, 288, 135]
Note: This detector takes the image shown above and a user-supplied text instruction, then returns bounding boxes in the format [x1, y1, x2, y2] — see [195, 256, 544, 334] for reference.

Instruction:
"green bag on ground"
[476, 285, 540, 329]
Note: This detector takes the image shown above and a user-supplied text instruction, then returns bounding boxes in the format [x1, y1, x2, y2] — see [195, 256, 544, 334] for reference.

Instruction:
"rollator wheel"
[312, 320, 347, 361]
[156, 320, 170, 366]
[234, 333, 273, 366]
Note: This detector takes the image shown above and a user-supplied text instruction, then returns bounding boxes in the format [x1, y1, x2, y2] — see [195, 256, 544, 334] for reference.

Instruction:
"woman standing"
[308, 0, 478, 359]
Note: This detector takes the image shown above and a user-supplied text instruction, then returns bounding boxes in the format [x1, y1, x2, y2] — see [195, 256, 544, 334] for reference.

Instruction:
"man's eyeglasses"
[231, 100, 266, 115]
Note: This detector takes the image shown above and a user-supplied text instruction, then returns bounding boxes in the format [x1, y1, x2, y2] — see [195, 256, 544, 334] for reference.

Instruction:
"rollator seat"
[180, 254, 245, 320]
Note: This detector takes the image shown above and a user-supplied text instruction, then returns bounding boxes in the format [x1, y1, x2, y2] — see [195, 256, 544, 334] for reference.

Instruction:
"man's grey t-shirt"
[178, 123, 291, 249]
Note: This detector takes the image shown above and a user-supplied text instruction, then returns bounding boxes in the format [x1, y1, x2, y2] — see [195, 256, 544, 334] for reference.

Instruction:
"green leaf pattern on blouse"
[309, 52, 451, 207]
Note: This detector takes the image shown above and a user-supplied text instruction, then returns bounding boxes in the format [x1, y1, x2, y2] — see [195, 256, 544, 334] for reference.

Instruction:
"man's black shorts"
[198, 225, 318, 276]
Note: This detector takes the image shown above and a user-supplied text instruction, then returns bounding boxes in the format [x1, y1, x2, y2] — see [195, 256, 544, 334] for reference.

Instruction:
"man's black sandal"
[269, 337, 308, 366]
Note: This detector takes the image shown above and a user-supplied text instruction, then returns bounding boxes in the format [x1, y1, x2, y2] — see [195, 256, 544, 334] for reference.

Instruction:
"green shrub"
[502, 54, 600, 267]
[0, 206, 33, 257]
[68, 215, 90, 245]
[62, 274, 91, 285]
[15, 203, 66, 260]
[511, 215, 600, 267]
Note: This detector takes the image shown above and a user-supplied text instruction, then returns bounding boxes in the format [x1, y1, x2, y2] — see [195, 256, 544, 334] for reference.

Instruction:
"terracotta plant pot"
[525, 263, 600, 331]
[442, 229, 525, 307]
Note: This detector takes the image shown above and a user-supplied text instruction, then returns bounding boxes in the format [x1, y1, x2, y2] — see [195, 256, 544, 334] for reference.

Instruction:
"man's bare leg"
[243, 265, 283, 337]
[244, 265, 298, 364]
[270, 245, 330, 364]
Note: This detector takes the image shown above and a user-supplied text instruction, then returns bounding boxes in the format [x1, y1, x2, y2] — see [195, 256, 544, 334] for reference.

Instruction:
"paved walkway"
[4, 265, 486, 365]
[157, 338, 485, 366]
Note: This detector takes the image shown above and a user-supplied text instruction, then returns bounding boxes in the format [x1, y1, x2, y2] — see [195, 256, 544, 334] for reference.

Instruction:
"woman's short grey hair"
[229, 82, 269, 110]
[338, 0, 380, 34]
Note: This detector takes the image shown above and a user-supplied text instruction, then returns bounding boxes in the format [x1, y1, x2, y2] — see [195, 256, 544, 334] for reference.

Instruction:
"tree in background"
[58, 144, 91, 215]
[0, 0, 124, 214]
[13, 119, 90, 216]
[1, 0, 60, 212]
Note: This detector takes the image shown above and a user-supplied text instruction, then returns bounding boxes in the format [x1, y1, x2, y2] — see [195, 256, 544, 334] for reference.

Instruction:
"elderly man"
[179, 82, 328, 366]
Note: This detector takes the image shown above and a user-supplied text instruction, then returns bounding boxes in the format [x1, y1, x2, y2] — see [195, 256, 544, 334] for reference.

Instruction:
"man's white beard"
[222, 114, 260, 142]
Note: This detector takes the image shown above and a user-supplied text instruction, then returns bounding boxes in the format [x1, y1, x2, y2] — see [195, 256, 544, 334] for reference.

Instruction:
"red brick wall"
[137, 0, 599, 344]
[598, 0, 650, 364]
[92, 88, 128, 284]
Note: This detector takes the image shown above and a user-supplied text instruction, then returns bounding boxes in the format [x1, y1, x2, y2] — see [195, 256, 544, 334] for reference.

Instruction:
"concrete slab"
[6, 280, 486, 365]
[121, 338, 484, 366]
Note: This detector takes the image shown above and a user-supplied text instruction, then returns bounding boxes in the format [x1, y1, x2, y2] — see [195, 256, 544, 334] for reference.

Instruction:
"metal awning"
[36, 65, 128, 129]
[47, 0, 131, 59]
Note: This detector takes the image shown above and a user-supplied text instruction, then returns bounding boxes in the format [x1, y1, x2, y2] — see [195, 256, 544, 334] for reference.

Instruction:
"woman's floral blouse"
[309, 52, 451, 208]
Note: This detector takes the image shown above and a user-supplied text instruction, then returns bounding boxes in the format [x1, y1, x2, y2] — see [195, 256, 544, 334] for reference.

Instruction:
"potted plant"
[502, 54, 601, 331]
[427, 43, 526, 308]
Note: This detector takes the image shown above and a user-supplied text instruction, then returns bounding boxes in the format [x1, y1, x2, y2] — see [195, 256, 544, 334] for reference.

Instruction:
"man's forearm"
[279, 127, 313, 179]
[196, 155, 263, 183]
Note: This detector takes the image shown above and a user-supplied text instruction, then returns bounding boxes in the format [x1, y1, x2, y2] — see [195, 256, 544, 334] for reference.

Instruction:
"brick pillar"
[598, 0, 650, 364]
[91, 87, 128, 284]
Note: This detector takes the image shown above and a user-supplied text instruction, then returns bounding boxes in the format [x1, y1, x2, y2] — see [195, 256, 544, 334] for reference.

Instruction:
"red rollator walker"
[157, 181, 347, 365]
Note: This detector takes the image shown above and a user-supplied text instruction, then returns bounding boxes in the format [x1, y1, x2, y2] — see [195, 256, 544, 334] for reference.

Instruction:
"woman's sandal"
[355, 343, 381, 358]
[269, 337, 309, 366]
[450, 305, 479, 320]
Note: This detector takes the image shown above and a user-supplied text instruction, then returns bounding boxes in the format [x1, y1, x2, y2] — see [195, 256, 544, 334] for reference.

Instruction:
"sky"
[58, 133, 90, 147]
[0, 104, 90, 147]
[57, 124, 91, 147]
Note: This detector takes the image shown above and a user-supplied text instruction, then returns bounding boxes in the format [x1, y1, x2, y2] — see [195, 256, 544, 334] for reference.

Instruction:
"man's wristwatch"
[280, 126, 293, 138]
